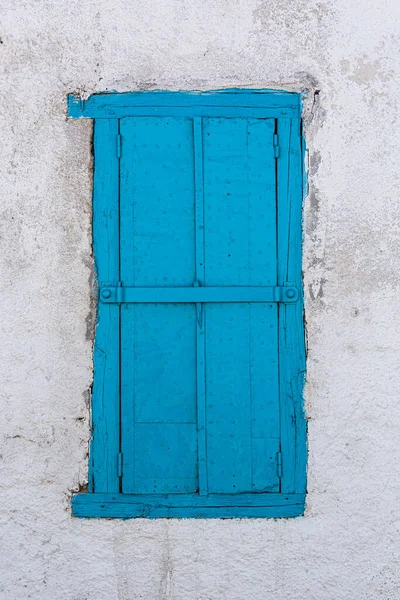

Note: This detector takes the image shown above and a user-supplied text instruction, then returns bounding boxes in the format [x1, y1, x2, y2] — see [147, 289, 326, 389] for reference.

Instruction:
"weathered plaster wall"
[1, 0, 400, 598]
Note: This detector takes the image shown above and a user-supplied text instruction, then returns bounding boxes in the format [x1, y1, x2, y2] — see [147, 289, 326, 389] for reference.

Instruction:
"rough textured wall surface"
[1, 1, 400, 598]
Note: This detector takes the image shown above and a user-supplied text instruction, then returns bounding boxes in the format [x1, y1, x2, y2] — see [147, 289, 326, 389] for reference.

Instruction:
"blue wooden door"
[119, 115, 282, 496]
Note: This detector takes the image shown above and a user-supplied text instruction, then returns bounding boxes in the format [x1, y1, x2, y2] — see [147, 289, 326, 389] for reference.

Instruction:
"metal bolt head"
[286, 288, 296, 299]
[102, 289, 112, 299]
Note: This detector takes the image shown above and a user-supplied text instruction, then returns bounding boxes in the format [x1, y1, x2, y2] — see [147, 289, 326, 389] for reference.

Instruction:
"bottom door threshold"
[71, 492, 305, 519]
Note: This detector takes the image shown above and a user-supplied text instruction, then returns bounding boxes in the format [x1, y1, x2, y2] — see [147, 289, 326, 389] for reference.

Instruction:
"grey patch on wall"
[308, 278, 326, 301]
[295, 71, 319, 90]
[65, 480, 89, 502]
[302, 88, 326, 130]
[306, 189, 321, 239]
[81, 130, 96, 344]
[159, 526, 174, 599]
[82, 388, 91, 410]
[309, 150, 321, 178]
[85, 267, 97, 342]
[80, 247, 97, 342]
[300, 85, 324, 241]
[301, 85, 328, 314]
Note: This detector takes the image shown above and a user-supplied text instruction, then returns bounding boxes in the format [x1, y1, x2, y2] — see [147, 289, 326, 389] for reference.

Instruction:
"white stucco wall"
[1, 0, 400, 598]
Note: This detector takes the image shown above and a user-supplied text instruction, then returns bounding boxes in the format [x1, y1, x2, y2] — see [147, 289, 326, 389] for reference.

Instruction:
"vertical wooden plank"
[91, 118, 120, 493]
[204, 118, 251, 493]
[120, 117, 136, 493]
[204, 117, 280, 494]
[287, 117, 307, 494]
[193, 117, 208, 495]
[120, 117, 198, 494]
[277, 118, 292, 493]
[277, 117, 307, 494]
[247, 119, 280, 493]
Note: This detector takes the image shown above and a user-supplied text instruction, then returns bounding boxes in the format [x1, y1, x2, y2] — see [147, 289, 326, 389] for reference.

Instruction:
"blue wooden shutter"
[69, 91, 306, 518]
[120, 116, 281, 495]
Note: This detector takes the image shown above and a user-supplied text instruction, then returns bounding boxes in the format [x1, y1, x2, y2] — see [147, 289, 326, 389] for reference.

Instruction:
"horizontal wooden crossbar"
[72, 492, 306, 519]
[67, 89, 300, 119]
[99, 286, 299, 304]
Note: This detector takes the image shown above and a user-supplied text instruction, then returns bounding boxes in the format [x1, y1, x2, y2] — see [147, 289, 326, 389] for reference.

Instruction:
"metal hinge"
[117, 452, 123, 478]
[116, 134, 122, 158]
[276, 451, 283, 478]
[273, 133, 280, 158]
